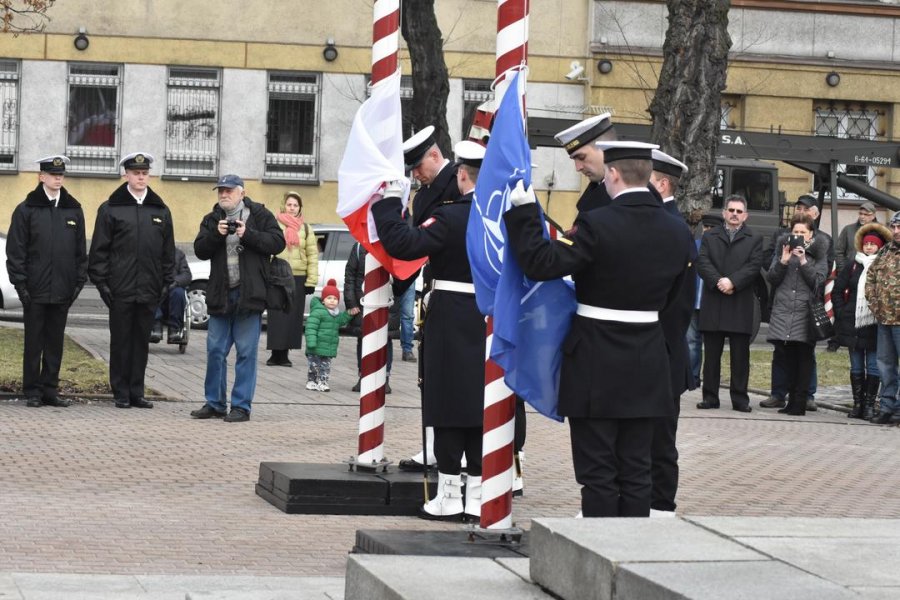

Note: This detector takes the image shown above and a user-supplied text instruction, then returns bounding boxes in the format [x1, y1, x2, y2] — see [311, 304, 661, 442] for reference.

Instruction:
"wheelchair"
[149, 289, 191, 354]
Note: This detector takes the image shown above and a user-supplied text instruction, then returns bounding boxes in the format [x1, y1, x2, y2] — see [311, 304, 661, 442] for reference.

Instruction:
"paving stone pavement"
[1, 321, 899, 596]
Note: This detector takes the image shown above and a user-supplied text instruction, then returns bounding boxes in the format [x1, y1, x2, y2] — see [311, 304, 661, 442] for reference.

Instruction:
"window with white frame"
[66, 63, 121, 173]
[0, 60, 19, 171]
[463, 79, 493, 140]
[165, 67, 220, 177]
[720, 96, 741, 130]
[814, 102, 884, 197]
[265, 72, 320, 181]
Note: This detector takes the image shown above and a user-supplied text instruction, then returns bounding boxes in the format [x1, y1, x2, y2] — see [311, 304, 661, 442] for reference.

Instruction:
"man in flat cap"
[396, 126, 462, 473]
[836, 201, 878, 274]
[373, 141, 487, 522]
[6, 155, 86, 408]
[504, 141, 693, 517]
[646, 149, 697, 517]
[191, 174, 285, 423]
[89, 152, 175, 410]
[554, 112, 618, 213]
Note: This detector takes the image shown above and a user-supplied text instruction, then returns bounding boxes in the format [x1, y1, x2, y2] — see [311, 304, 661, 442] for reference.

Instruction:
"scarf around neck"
[855, 251, 878, 329]
[277, 212, 304, 248]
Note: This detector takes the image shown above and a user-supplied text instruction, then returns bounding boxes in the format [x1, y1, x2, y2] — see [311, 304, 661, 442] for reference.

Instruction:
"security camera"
[565, 61, 585, 81]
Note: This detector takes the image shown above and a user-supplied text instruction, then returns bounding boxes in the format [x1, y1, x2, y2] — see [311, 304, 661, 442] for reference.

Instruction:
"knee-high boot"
[849, 373, 866, 419]
[864, 375, 881, 422]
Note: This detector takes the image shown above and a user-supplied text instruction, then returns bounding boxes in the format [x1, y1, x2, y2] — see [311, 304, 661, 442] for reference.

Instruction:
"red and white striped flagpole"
[357, 0, 400, 466]
[480, 0, 529, 531]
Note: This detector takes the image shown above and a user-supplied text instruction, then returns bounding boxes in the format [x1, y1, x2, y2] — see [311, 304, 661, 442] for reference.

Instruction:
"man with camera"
[191, 174, 285, 423]
[89, 152, 175, 410]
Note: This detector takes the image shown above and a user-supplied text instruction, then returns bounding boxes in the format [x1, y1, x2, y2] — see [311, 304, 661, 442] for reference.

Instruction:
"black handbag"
[265, 256, 295, 312]
[808, 283, 834, 341]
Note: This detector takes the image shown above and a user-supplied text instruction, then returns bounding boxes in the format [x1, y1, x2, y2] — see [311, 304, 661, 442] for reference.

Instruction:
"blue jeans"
[204, 288, 262, 414]
[686, 310, 702, 384]
[849, 347, 879, 377]
[876, 324, 900, 415]
[771, 342, 818, 400]
[399, 284, 415, 354]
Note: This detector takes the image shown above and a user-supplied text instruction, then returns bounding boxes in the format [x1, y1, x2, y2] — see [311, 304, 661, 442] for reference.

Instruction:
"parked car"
[186, 223, 356, 329]
[0, 233, 22, 310]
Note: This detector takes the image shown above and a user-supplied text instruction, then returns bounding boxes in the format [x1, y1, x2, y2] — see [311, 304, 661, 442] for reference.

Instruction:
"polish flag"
[337, 69, 425, 280]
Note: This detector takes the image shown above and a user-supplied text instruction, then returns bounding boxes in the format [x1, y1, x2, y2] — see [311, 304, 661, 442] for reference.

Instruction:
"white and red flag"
[337, 69, 425, 280]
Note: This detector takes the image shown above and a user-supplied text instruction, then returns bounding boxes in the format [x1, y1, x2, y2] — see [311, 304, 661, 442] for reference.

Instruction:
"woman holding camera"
[832, 222, 892, 419]
[265, 191, 318, 367]
[765, 212, 829, 416]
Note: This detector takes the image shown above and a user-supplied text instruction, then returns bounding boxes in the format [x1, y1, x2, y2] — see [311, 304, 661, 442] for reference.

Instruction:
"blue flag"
[466, 71, 574, 422]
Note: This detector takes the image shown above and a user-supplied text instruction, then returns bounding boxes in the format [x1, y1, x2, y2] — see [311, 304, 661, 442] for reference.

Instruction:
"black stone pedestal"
[256, 462, 437, 516]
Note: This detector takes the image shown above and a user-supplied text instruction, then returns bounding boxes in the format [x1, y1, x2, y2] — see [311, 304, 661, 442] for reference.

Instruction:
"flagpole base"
[350, 457, 393, 473]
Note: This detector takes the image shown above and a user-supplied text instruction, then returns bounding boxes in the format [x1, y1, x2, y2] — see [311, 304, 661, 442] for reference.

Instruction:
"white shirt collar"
[662, 196, 675, 203]
[612, 186, 649, 199]
[127, 186, 147, 204]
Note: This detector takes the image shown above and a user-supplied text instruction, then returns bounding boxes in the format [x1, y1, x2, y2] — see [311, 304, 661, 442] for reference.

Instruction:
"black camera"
[788, 234, 804, 249]
[226, 220, 238, 235]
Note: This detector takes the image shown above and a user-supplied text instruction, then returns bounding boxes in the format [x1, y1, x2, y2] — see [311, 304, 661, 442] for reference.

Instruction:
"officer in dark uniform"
[648, 150, 697, 516]
[89, 152, 175, 409]
[372, 141, 486, 522]
[554, 113, 618, 213]
[504, 141, 692, 518]
[396, 126, 462, 473]
[6, 155, 87, 408]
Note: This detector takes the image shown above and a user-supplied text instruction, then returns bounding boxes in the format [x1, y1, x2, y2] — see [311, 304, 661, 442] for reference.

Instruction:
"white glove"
[383, 179, 404, 200]
[509, 180, 536, 207]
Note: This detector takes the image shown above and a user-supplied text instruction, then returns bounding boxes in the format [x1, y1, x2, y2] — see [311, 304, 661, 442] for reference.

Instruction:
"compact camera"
[787, 234, 805, 249]
[226, 220, 238, 235]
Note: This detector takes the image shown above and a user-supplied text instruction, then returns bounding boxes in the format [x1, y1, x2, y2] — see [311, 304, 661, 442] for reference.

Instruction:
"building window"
[814, 102, 884, 197]
[463, 79, 494, 140]
[365, 75, 415, 139]
[66, 63, 121, 173]
[265, 72, 321, 181]
[0, 60, 19, 171]
[720, 96, 742, 130]
[165, 67, 220, 178]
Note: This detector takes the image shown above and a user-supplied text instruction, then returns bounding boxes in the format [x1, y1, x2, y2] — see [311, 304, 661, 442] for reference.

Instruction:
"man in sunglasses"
[696, 195, 764, 413]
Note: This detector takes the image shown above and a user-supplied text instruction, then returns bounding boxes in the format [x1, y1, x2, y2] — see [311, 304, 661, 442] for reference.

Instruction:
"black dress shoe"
[130, 398, 154, 409]
[398, 458, 434, 472]
[167, 327, 184, 343]
[402, 351, 417, 363]
[115, 399, 131, 409]
[224, 407, 250, 422]
[696, 401, 720, 409]
[871, 412, 893, 424]
[25, 397, 42, 408]
[149, 321, 163, 343]
[732, 405, 752, 413]
[42, 397, 72, 407]
[190, 404, 226, 419]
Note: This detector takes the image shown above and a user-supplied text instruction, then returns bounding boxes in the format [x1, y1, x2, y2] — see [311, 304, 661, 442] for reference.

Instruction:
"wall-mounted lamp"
[323, 38, 338, 62]
[825, 71, 841, 87]
[73, 27, 89, 51]
[597, 59, 613, 75]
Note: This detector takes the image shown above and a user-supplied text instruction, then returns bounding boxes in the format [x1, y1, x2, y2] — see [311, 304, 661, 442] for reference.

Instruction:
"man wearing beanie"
[191, 174, 285, 422]
[304, 279, 352, 392]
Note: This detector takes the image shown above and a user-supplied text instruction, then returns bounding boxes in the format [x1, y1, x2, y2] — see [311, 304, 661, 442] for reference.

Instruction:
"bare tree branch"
[0, 0, 56, 34]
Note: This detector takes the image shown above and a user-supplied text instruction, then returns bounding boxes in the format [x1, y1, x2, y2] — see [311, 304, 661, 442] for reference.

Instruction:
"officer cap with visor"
[651, 149, 689, 178]
[402, 126, 437, 170]
[594, 140, 658, 163]
[35, 155, 70, 175]
[453, 140, 486, 169]
[119, 152, 155, 171]
[554, 112, 614, 155]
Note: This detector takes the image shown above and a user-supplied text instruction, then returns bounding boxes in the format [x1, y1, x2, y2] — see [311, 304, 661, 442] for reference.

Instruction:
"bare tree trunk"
[649, 0, 731, 219]
[401, 0, 452, 157]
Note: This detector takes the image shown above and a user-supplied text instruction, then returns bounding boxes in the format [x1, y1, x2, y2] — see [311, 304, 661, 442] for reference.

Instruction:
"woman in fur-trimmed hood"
[832, 221, 892, 419]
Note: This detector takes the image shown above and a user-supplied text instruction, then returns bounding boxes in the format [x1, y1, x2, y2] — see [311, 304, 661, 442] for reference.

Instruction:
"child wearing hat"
[304, 279, 353, 392]
[832, 221, 893, 420]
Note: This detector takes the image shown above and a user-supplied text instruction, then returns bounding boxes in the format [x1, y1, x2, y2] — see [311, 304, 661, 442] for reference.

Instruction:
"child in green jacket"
[305, 279, 353, 392]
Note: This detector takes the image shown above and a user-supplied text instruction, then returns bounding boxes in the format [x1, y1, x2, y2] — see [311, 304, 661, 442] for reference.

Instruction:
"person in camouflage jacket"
[865, 210, 900, 424]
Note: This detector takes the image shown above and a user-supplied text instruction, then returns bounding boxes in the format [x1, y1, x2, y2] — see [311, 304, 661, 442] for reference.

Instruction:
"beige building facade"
[0, 0, 896, 239]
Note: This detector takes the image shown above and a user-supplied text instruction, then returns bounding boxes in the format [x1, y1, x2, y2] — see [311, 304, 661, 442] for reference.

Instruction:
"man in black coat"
[190, 174, 285, 423]
[504, 141, 692, 518]
[372, 141, 486, 522]
[696, 195, 764, 413]
[395, 126, 461, 473]
[647, 149, 697, 516]
[89, 152, 175, 410]
[7, 155, 87, 408]
[553, 113, 618, 213]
